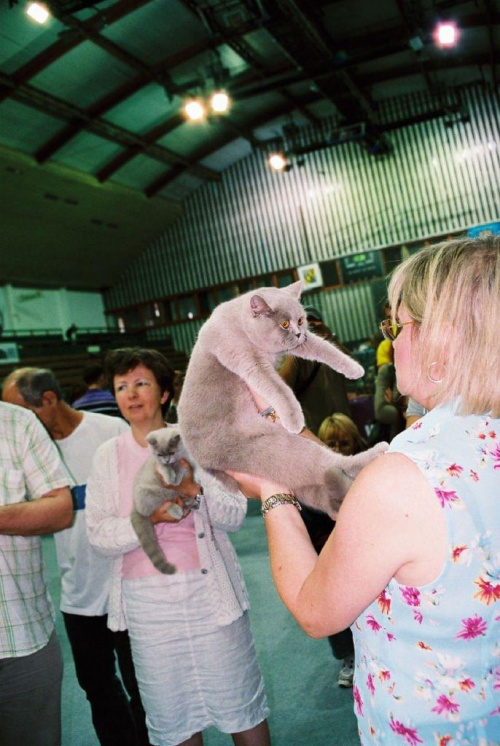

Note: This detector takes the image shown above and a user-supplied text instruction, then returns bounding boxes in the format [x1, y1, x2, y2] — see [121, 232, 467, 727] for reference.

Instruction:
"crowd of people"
[0, 234, 498, 746]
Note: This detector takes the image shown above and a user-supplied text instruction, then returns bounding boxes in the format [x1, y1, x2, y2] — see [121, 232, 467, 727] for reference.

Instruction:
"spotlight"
[268, 153, 289, 172]
[210, 91, 230, 114]
[433, 21, 459, 48]
[183, 98, 206, 121]
[26, 2, 50, 22]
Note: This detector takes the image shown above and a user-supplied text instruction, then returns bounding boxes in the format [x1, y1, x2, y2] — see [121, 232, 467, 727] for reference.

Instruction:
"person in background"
[280, 307, 357, 688]
[370, 361, 407, 444]
[2, 367, 151, 746]
[405, 396, 427, 428]
[228, 236, 500, 744]
[86, 348, 271, 746]
[0, 401, 72, 746]
[312, 413, 368, 688]
[375, 302, 393, 370]
[280, 306, 351, 434]
[65, 323, 78, 344]
[73, 363, 122, 418]
[165, 369, 185, 424]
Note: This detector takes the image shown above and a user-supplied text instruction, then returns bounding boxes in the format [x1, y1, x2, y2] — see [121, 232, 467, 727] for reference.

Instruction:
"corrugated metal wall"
[105, 83, 500, 353]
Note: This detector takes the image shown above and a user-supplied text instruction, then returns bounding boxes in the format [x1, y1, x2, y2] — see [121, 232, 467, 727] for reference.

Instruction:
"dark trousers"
[62, 612, 151, 746]
[300, 505, 355, 661]
[0, 630, 62, 746]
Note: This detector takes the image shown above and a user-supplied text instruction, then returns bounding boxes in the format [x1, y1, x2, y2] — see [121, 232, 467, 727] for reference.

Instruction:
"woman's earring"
[427, 362, 445, 384]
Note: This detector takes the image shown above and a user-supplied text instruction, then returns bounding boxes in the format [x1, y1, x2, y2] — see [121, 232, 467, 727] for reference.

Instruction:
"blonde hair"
[388, 235, 500, 417]
[318, 413, 366, 454]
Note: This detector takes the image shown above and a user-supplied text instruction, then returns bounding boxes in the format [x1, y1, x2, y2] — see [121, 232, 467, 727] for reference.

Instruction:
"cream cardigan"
[85, 436, 250, 631]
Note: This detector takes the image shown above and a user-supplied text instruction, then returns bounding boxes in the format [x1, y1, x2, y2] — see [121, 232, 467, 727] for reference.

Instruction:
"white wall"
[0, 285, 107, 333]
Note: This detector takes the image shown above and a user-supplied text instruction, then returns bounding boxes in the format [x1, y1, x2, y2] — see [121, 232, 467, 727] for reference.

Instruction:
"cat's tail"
[130, 509, 177, 575]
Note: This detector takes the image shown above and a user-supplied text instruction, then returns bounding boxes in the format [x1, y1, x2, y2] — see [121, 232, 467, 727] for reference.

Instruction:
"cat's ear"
[250, 294, 272, 317]
[284, 280, 303, 299]
[147, 434, 158, 448]
[171, 434, 181, 448]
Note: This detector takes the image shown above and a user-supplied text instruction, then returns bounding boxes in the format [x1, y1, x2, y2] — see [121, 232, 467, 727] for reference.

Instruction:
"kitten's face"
[244, 282, 307, 353]
[147, 427, 181, 464]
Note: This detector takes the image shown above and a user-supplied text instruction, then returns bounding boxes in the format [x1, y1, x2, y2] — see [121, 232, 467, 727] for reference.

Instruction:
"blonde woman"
[230, 236, 500, 744]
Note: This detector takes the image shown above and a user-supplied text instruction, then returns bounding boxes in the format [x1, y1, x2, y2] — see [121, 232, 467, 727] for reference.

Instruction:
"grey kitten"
[131, 425, 200, 575]
[178, 281, 387, 517]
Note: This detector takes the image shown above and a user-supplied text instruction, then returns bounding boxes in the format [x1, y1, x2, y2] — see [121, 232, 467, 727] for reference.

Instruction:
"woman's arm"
[235, 452, 445, 638]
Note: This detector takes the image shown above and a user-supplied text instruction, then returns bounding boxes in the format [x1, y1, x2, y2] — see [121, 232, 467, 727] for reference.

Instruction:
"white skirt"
[122, 571, 269, 746]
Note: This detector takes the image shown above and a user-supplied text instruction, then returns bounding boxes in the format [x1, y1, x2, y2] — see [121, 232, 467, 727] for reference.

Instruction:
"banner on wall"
[0, 343, 19, 365]
[297, 263, 323, 291]
[467, 222, 500, 238]
[339, 251, 384, 285]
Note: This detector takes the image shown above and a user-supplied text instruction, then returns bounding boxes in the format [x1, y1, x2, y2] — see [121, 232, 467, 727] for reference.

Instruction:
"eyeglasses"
[379, 318, 414, 341]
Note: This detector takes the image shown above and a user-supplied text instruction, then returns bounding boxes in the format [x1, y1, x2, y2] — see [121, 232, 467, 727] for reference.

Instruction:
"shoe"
[337, 656, 354, 688]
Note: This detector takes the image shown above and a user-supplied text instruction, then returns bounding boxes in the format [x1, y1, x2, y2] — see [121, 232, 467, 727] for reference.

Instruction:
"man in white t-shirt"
[3, 367, 151, 746]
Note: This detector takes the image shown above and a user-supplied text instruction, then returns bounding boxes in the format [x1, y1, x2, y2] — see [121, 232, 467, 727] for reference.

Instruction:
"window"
[320, 260, 340, 288]
[178, 296, 197, 320]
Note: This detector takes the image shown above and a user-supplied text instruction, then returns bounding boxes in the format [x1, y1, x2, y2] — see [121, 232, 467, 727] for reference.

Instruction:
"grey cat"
[131, 425, 201, 574]
[178, 281, 387, 517]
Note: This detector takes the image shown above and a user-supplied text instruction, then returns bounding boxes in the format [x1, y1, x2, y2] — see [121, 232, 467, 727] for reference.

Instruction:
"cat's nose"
[295, 332, 301, 338]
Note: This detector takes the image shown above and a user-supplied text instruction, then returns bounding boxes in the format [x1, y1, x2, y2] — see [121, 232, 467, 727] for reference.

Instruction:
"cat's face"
[243, 281, 308, 353]
[147, 426, 181, 464]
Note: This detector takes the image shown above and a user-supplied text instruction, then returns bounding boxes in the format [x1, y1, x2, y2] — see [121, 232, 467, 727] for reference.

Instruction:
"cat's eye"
[280, 320, 290, 329]
[298, 317, 304, 326]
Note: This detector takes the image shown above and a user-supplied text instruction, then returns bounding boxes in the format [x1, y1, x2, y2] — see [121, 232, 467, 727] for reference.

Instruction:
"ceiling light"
[183, 98, 206, 121]
[268, 153, 289, 171]
[26, 2, 50, 22]
[210, 91, 230, 114]
[434, 21, 458, 48]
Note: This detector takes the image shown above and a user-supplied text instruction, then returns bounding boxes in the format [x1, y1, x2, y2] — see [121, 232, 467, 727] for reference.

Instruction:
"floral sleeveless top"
[352, 401, 500, 745]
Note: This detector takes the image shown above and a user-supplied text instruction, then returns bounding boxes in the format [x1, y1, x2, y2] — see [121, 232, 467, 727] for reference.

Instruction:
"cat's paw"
[345, 360, 365, 380]
[278, 406, 305, 434]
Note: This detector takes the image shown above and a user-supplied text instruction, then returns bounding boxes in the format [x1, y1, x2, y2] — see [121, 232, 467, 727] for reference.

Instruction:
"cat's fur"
[131, 425, 201, 574]
[178, 281, 387, 517]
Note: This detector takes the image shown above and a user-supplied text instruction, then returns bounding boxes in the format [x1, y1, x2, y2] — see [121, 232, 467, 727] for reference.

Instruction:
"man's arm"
[0, 486, 73, 536]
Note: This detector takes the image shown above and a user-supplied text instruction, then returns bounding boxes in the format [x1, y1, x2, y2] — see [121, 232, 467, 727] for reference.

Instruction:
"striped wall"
[105, 82, 500, 354]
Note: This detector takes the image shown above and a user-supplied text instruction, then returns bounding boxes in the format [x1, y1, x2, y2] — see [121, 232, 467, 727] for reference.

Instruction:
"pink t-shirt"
[117, 430, 200, 578]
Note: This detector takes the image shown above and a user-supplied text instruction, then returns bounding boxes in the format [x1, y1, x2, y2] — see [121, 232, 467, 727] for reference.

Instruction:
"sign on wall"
[339, 252, 384, 285]
[0, 343, 19, 365]
[297, 262, 324, 291]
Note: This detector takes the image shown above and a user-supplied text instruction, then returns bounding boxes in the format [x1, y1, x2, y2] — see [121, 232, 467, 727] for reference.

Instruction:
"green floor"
[43, 500, 360, 746]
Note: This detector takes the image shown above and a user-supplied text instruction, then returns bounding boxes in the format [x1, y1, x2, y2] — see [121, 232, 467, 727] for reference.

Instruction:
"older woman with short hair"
[231, 236, 500, 744]
[86, 348, 270, 746]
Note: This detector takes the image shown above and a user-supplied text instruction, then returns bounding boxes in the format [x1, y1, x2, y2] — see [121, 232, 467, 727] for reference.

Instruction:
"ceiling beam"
[96, 114, 185, 182]
[0, 0, 153, 104]
[0, 72, 219, 182]
[143, 93, 323, 197]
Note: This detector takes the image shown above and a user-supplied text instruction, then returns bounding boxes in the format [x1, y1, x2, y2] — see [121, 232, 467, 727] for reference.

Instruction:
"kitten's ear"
[147, 434, 158, 448]
[250, 294, 272, 317]
[171, 434, 181, 448]
[284, 280, 303, 299]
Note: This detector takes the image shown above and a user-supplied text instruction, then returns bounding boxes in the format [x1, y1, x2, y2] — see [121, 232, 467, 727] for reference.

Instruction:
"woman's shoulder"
[92, 433, 123, 469]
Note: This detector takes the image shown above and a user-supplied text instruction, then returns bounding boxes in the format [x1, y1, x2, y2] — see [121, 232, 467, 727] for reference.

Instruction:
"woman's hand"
[151, 496, 189, 524]
[227, 470, 291, 502]
[155, 459, 201, 500]
[153, 459, 202, 523]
